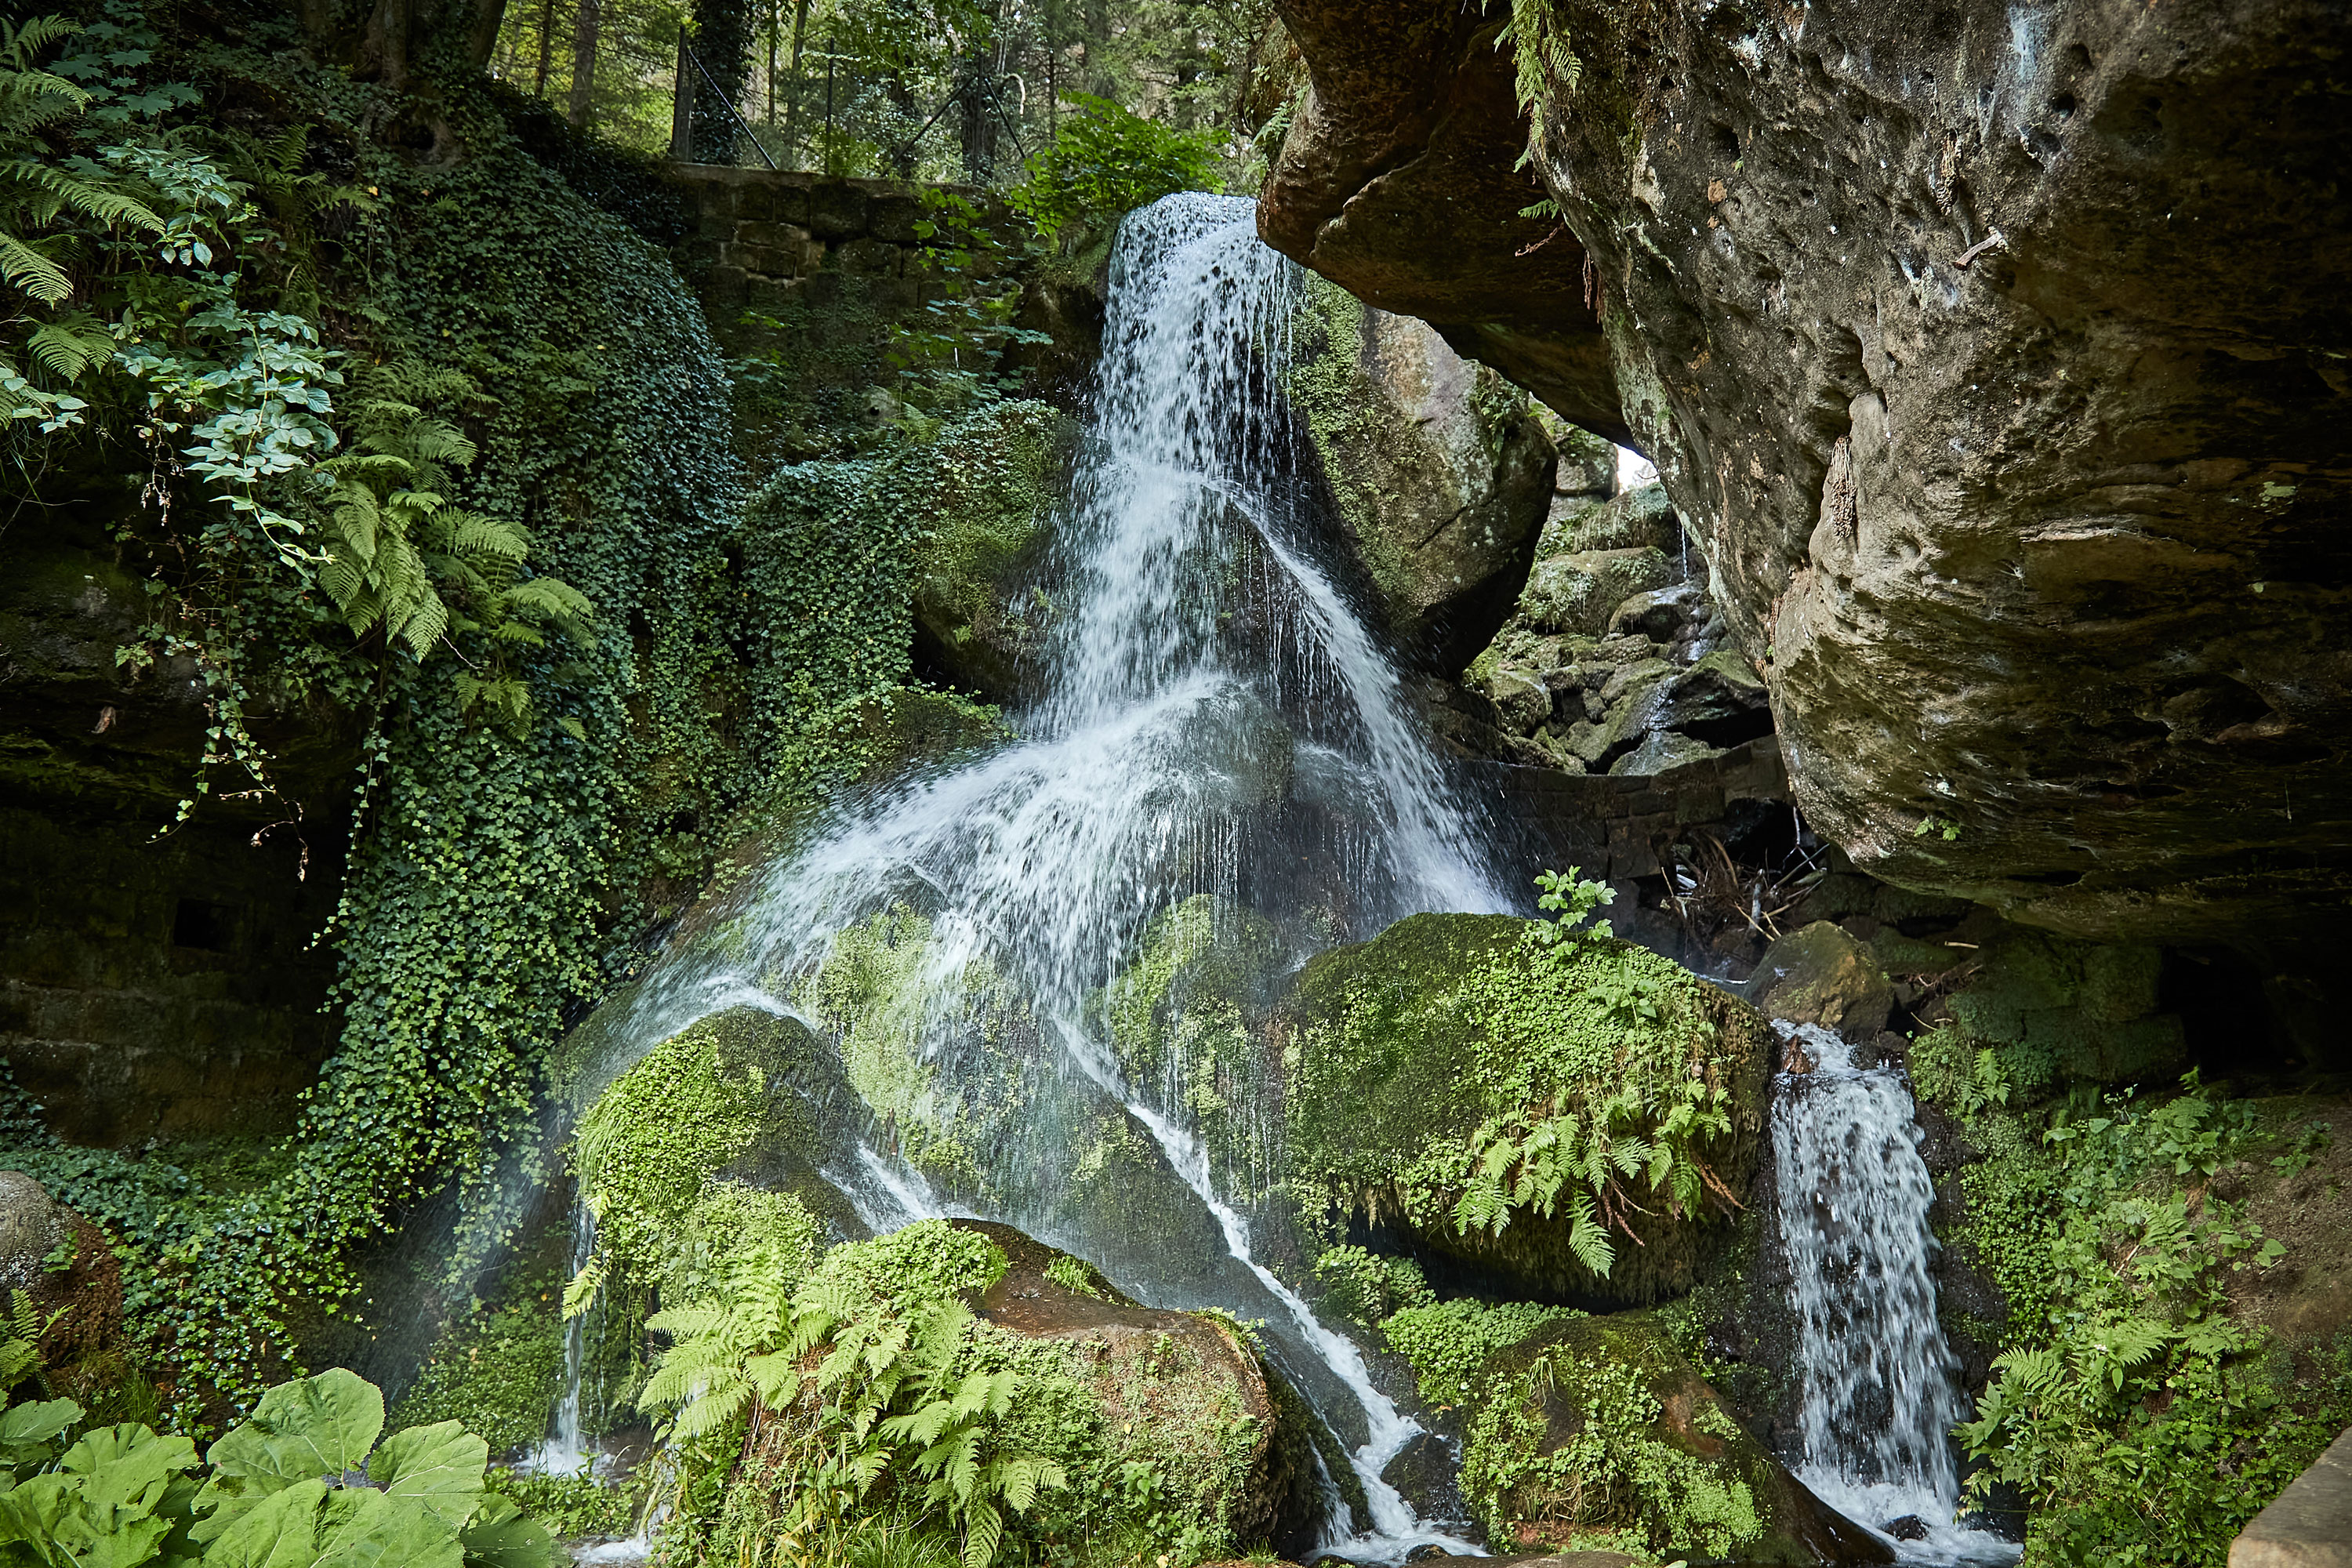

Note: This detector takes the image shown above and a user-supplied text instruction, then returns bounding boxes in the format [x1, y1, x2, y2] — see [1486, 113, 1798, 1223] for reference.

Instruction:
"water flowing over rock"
[586, 194, 1513, 1563]
[1261, 0, 2352, 1004]
[1770, 1022, 2008, 1562]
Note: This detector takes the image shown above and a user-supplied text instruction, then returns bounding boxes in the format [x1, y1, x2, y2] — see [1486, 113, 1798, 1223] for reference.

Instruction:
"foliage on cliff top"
[1007, 95, 1222, 239]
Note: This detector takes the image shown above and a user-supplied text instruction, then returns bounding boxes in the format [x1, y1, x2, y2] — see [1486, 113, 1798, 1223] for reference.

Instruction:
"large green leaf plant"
[0, 1368, 561, 1568]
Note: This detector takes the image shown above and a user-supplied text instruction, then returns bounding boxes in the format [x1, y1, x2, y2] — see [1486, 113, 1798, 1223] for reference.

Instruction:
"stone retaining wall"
[668, 165, 1007, 321]
[1468, 735, 1790, 886]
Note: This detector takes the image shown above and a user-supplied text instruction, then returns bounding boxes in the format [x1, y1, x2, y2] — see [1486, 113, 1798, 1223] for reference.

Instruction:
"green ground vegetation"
[1911, 1021, 2352, 1567]
[1381, 1298, 1763, 1561]
[0, 1364, 561, 1564]
[1283, 873, 1769, 1294]
[636, 1219, 1282, 1568]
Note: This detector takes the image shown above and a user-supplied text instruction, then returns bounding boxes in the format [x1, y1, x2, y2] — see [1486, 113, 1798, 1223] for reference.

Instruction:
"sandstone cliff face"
[1261, 0, 2352, 985]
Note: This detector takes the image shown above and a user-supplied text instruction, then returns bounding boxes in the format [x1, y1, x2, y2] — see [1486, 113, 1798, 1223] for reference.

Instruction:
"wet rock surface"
[1254, 0, 1624, 443]
[1283, 272, 1559, 675]
[1461, 481, 1767, 779]
[1263, 0, 2352, 1010]
[953, 1219, 1332, 1558]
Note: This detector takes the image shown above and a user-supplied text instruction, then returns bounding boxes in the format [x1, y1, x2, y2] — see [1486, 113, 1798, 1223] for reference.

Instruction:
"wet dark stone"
[1884, 1515, 1931, 1541]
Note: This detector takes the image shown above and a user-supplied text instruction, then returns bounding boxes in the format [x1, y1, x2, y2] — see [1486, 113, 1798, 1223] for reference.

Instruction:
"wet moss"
[1280, 912, 1772, 1305]
[390, 1267, 566, 1459]
[1385, 1304, 1875, 1564]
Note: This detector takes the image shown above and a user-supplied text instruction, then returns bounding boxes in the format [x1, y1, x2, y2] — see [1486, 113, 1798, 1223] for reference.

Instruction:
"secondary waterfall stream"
[1772, 1022, 2019, 1565]
[556, 193, 2013, 1565]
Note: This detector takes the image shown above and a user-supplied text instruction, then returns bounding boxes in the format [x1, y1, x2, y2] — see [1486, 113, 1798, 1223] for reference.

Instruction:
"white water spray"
[575, 194, 1501, 1558]
[1771, 1022, 2020, 1565]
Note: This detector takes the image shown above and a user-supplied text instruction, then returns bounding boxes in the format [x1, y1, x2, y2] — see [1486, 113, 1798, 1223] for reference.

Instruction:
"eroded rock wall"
[1263, 0, 2352, 1011]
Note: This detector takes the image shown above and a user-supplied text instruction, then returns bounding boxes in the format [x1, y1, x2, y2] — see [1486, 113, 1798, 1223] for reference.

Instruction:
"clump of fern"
[315, 358, 593, 728]
[1490, 0, 1581, 167]
[641, 1224, 1065, 1568]
[0, 14, 162, 307]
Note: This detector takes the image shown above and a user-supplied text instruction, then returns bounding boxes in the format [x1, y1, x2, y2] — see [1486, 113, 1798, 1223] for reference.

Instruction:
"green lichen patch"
[1280, 904, 1772, 1305]
[798, 903, 1035, 1186]
[573, 1008, 815, 1283]
[1096, 895, 1287, 1195]
[1102, 896, 1283, 1078]
[1381, 1303, 1867, 1563]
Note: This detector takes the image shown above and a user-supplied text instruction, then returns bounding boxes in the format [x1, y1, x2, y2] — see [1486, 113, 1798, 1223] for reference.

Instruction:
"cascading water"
[586, 193, 1502, 1559]
[1770, 1022, 2020, 1566]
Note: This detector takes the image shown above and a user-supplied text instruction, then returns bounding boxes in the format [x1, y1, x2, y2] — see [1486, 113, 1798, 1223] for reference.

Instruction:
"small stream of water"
[1771, 1022, 2020, 1565]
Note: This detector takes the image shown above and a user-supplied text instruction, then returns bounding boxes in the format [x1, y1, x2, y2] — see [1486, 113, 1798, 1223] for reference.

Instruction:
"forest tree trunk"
[566, 0, 601, 125]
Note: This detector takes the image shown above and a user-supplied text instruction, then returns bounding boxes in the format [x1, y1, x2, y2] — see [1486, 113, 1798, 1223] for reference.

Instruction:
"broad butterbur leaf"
[368, 1421, 486, 1530]
[458, 1494, 564, 1568]
[210, 1367, 384, 1484]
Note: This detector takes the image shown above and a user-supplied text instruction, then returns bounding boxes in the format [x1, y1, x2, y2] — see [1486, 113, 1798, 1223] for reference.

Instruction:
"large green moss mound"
[1382, 1301, 1889, 1564]
[1281, 911, 1773, 1305]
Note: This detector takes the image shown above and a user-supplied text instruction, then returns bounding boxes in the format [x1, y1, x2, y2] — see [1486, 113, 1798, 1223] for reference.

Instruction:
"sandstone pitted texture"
[1267, 0, 2352, 975]
[1257, 0, 1624, 442]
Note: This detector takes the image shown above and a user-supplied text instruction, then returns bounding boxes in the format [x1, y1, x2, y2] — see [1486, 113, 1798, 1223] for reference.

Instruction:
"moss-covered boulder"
[667, 1217, 1331, 1564]
[1382, 1300, 1891, 1565]
[904, 400, 1074, 700]
[567, 1005, 864, 1308]
[1283, 271, 1556, 675]
[1743, 922, 1896, 1038]
[1281, 912, 1773, 1306]
[1520, 550, 1677, 640]
[956, 1220, 1331, 1559]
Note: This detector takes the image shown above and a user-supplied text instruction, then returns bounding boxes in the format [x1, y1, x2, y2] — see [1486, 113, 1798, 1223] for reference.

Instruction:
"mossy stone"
[1744, 921, 1896, 1036]
[1426, 1306, 1893, 1565]
[1943, 931, 2184, 1084]
[1280, 913, 1773, 1307]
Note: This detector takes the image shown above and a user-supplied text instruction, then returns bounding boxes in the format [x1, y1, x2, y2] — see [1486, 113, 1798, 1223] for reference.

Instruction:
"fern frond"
[0, 230, 70, 303]
[961, 1498, 1002, 1568]
[1566, 1188, 1614, 1276]
[24, 162, 162, 233]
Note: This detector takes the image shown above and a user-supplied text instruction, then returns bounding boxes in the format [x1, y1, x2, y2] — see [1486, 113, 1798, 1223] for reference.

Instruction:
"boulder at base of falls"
[1382, 1301, 1893, 1566]
[955, 1220, 1334, 1560]
[1280, 913, 1773, 1308]
[1744, 922, 1897, 1039]
[695, 1217, 1335, 1564]
[1280, 270, 1558, 677]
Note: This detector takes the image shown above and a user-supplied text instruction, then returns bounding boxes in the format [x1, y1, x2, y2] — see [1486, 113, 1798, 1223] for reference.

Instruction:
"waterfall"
[1770, 1022, 2018, 1565]
[585, 193, 1502, 1559]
